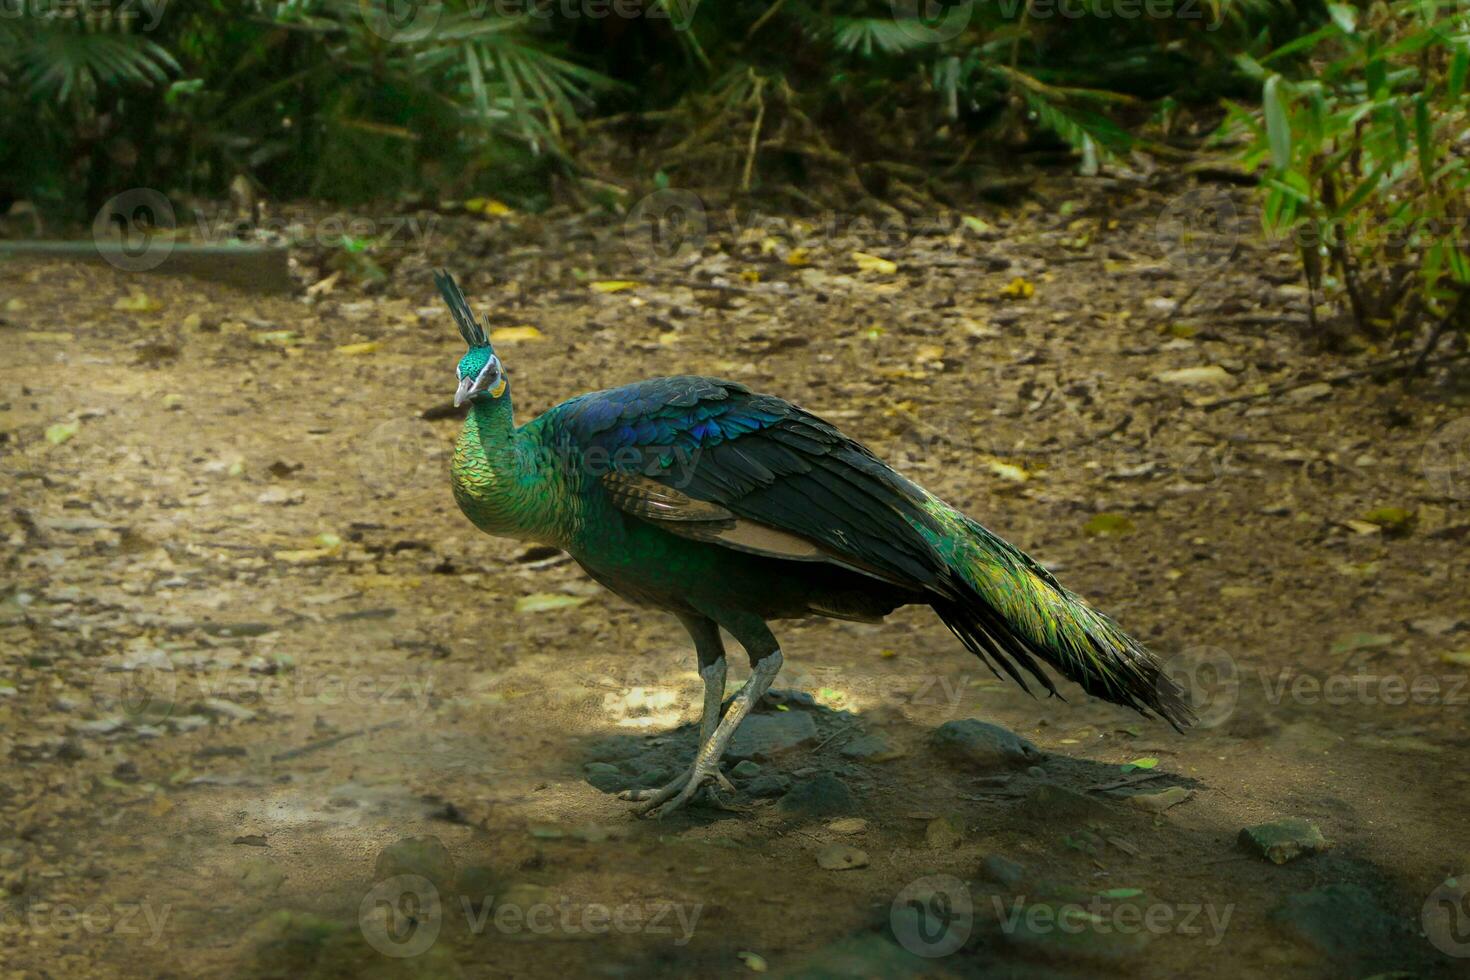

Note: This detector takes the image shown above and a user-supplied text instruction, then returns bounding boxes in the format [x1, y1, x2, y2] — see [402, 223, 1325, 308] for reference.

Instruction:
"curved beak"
[454, 375, 477, 408]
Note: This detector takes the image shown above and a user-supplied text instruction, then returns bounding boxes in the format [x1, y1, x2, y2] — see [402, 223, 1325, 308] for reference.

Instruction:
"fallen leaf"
[1084, 513, 1135, 536]
[851, 251, 898, 275]
[999, 277, 1035, 299]
[1125, 787, 1191, 812]
[737, 951, 768, 973]
[1122, 757, 1158, 771]
[1361, 506, 1416, 536]
[335, 341, 381, 355]
[465, 197, 513, 216]
[986, 459, 1030, 482]
[490, 326, 544, 343]
[113, 290, 162, 313]
[1329, 632, 1395, 654]
[1154, 366, 1234, 387]
[45, 421, 80, 445]
[515, 593, 591, 613]
[785, 248, 811, 267]
[590, 280, 640, 293]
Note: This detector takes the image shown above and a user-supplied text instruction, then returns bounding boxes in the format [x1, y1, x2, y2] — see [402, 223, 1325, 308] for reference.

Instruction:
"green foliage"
[1227, 0, 1470, 346]
[1, 1, 613, 213]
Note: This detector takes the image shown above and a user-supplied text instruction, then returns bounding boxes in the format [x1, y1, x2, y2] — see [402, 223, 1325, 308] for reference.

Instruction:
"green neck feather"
[452, 392, 561, 543]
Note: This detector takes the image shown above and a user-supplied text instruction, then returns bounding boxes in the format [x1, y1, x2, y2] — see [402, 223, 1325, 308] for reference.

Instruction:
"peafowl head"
[435, 270, 507, 408]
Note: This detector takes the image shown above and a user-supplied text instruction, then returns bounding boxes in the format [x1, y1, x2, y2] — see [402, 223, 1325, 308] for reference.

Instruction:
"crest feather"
[435, 269, 489, 348]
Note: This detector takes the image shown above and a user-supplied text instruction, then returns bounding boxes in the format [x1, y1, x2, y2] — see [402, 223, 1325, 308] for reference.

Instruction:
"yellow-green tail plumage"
[916, 496, 1193, 730]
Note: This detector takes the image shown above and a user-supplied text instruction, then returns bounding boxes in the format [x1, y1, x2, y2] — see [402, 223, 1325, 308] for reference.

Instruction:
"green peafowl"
[438, 270, 1191, 817]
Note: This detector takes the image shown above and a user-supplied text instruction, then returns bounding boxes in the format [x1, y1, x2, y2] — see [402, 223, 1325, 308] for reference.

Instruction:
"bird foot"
[619, 765, 736, 818]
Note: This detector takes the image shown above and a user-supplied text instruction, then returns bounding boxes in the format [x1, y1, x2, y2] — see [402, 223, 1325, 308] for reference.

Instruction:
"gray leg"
[638, 649, 782, 817]
[620, 614, 734, 805]
[638, 613, 783, 818]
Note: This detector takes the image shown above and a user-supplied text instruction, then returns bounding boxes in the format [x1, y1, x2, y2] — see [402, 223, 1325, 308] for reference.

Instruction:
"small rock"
[732, 760, 762, 779]
[455, 865, 497, 900]
[815, 844, 869, 870]
[925, 815, 964, 849]
[931, 719, 1042, 770]
[1269, 884, 1406, 970]
[1285, 381, 1333, 402]
[1239, 819, 1329, 864]
[778, 774, 855, 817]
[584, 762, 620, 776]
[67, 718, 126, 737]
[256, 486, 305, 506]
[727, 711, 817, 761]
[54, 738, 89, 762]
[1002, 901, 1152, 961]
[980, 854, 1027, 887]
[373, 835, 456, 892]
[744, 774, 791, 799]
[840, 733, 904, 763]
[826, 817, 868, 835]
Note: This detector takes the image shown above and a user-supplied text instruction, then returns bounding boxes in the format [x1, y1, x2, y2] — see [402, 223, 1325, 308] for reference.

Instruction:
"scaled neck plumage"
[451, 391, 554, 543]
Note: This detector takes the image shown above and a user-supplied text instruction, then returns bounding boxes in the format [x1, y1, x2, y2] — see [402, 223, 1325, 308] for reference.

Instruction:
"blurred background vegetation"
[1, 0, 1466, 351]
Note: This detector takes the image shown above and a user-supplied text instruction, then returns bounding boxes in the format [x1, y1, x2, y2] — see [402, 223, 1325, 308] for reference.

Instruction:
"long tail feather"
[917, 497, 1193, 731]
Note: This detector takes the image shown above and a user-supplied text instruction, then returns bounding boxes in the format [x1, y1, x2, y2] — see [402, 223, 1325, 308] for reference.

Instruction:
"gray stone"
[1001, 901, 1152, 962]
[732, 760, 762, 778]
[815, 844, 869, 870]
[932, 720, 1042, 770]
[925, 815, 965, 849]
[372, 835, 456, 893]
[840, 733, 903, 763]
[779, 774, 855, 817]
[583, 762, 620, 777]
[1268, 884, 1405, 969]
[745, 774, 791, 799]
[1239, 819, 1329, 864]
[777, 934, 932, 979]
[728, 711, 818, 761]
[980, 854, 1027, 887]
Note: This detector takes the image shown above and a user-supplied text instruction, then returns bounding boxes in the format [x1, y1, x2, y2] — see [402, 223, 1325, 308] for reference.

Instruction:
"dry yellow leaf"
[590, 280, 640, 293]
[114, 290, 162, 313]
[490, 326, 544, 342]
[785, 247, 811, 267]
[999, 277, 1035, 299]
[914, 344, 945, 364]
[852, 251, 898, 275]
[985, 459, 1030, 482]
[335, 341, 381, 355]
[465, 197, 513, 216]
[739, 268, 761, 284]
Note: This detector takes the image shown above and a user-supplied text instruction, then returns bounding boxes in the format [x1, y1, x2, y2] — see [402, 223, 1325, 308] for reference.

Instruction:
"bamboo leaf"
[1263, 75, 1292, 171]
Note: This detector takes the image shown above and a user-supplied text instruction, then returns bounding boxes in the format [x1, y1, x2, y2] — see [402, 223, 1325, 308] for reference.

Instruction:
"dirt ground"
[2, 176, 1469, 979]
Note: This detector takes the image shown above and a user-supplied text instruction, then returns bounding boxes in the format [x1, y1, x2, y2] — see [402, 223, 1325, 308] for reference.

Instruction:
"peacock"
[438, 270, 1191, 817]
